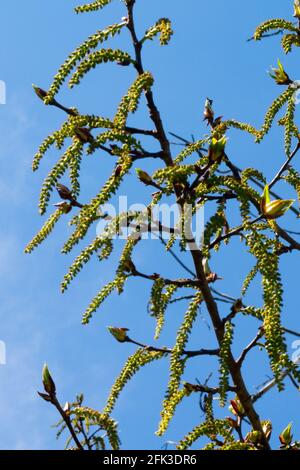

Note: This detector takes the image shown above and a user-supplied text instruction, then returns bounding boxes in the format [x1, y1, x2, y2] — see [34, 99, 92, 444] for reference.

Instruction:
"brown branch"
[251, 369, 292, 404]
[126, 1, 173, 166]
[127, 2, 270, 448]
[126, 337, 220, 358]
[52, 396, 84, 451]
[236, 327, 265, 367]
[272, 223, 300, 252]
[48, 99, 78, 116]
[132, 270, 202, 287]
[268, 142, 300, 189]
[209, 216, 262, 249]
[132, 269, 220, 287]
[158, 235, 197, 277]
[283, 327, 300, 338]
[185, 229, 270, 449]
[170, 133, 300, 217]
[249, 176, 300, 217]
[199, 192, 237, 202]
[247, 29, 285, 42]
[184, 382, 237, 394]
[125, 126, 159, 138]
[78, 418, 93, 451]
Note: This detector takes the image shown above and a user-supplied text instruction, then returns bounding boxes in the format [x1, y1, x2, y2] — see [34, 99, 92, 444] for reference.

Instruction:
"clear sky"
[0, 0, 299, 450]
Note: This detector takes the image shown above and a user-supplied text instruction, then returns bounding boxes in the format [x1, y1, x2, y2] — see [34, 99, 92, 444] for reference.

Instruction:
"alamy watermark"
[0, 341, 6, 365]
[95, 196, 205, 249]
[292, 339, 300, 364]
[0, 80, 6, 105]
[292, 80, 300, 105]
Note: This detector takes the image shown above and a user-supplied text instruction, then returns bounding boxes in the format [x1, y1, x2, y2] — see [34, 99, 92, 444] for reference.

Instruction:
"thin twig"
[158, 235, 196, 277]
[268, 142, 300, 189]
[247, 29, 285, 42]
[283, 327, 300, 338]
[237, 328, 265, 367]
[52, 397, 84, 451]
[126, 337, 220, 358]
[78, 419, 93, 451]
[209, 216, 262, 249]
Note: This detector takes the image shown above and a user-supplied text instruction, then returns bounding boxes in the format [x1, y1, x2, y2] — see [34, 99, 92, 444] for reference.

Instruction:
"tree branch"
[126, 1, 173, 165]
[125, 337, 220, 358]
[268, 142, 300, 189]
[185, 228, 270, 449]
[52, 397, 84, 451]
[237, 327, 265, 367]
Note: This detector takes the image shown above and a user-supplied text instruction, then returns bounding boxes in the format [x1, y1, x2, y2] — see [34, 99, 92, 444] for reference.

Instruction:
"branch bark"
[126, 0, 271, 449]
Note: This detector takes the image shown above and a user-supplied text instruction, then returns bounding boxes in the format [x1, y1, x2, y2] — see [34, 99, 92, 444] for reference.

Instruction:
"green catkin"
[62, 152, 132, 254]
[284, 96, 296, 157]
[113, 72, 154, 128]
[149, 277, 165, 319]
[87, 129, 142, 155]
[45, 23, 125, 102]
[32, 120, 78, 170]
[221, 442, 255, 450]
[242, 306, 264, 321]
[33, 128, 67, 171]
[216, 120, 260, 139]
[80, 229, 143, 323]
[246, 232, 288, 387]
[154, 285, 179, 340]
[177, 421, 215, 450]
[177, 396, 231, 449]
[165, 232, 177, 251]
[241, 168, 266, 184]
[223, 176, 258, 226]
[153, 164, 195, 185]
[258, 87, 295, 141]
[174, 139, 208, 164]
[68, 114, 114, 132]
[75, 0, 112, 14]
[72, 407, 120, 450]
[281, 34, 300, 54]
[254, 19, 298, 41]
[82, 278, 121, 324]
[39, 141, 82, 215]
[114, 233, 141, 294]
[142, 18, 173, 46]
[103, 348, 166, 415]
[61, 211, 139, 292]
[241, 263, 259, 296]
[32, 116, 115, 171]
[28, 3, 300, 450]
[202, 203, 226, 256]
[98, 238, 114, 260]
[219, 321, 234, 406]
[69, 49, 133, 88]
[285, 168, 300, 204]
[62, 233, 110, 292]
[157, 292, 202, 435]
[69, 140, 84, 197]
[25, 208, 65, 254]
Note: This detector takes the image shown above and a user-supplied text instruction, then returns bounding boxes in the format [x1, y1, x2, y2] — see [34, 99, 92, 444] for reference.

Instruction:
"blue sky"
[0, 0, 299, 449]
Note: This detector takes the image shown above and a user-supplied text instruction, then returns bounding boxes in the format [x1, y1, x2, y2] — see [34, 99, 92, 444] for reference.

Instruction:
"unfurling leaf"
[108, 326, 129, 343]
[42, 364, 56, 396]
[260, 185, 294, 219]
[294, 0, 300, 18]
[269, 59, 292, 85]
[203, 97, 214, 124]
[208, 136, 227, 162]
[32, 84, 49, 102]
[279, 422, 293, 446]
[136, 168, 153, 185]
